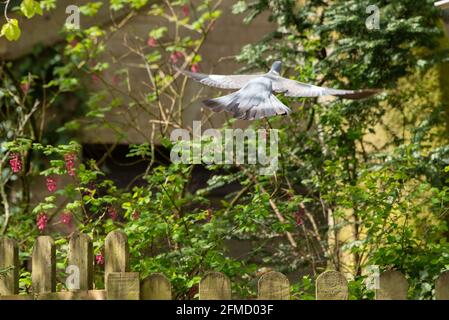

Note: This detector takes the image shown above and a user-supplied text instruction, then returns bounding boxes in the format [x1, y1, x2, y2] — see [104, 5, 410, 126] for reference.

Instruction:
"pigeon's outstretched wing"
[271, 76, 381, 100]
[174, 64, 381, 100]
[174, 65, 260, 90]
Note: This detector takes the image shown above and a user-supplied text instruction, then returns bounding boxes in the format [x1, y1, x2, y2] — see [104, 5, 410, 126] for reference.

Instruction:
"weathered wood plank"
[32, 236, 56, 294]
[141, 273, 172, 300]
[68, 233, 93, 290]
[36, 290, 106, 300]
[0, 237, 19, 295]
[199, 272, 231, 300]
[375, 270, 408, 300]
[435, 0, 449, 10]
[0, 294, 33, 300]
[258, 271, 290, 300]
[316, 270, 348, 300]
[105, 230, 129, 290]
[106, 272, 140, 300]
[435, 270, 449, 300]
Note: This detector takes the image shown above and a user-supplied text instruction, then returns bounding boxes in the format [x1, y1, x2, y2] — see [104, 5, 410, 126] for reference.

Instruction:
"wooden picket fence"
[1, 230, 449, 300]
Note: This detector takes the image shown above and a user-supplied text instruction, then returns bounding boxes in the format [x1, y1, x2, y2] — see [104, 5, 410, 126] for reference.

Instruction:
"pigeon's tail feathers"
[268, 94, 292, 117]
[203, 92, 291, 120]
[203, 91, 240, 113]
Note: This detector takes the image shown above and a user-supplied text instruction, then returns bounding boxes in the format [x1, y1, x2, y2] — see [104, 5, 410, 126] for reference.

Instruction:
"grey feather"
[269, 75, 381, 99]
[175, 61, 381, 119]
[173, 65, 261, 90]
[203, 77, 291, 120]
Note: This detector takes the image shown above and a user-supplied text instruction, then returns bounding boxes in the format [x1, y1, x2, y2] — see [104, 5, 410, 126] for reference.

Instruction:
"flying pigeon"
[175, 61, 380, 121]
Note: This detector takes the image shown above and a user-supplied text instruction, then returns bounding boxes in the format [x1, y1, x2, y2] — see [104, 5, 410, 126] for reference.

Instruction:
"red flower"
[9, 153, 22, 173]
[295, 208, 305, 226]
[95, 253, 104, 265]
[206, 208, 212, 222]
[131, 210, 140, 220]
[147, 37, 157, 47]
[91, 74, 100, 83]
[170, 51, 184, 64]
[20, 82, 30, 94]
[170, 54, 178, 64]
[69, 39, 78, 48]
[108, 206, 117, 220]
[188, 285, 198, 299]
[60, 212, 72, 226]
[46, 177, 57, 193]
[112, 75, 120, 86]
[36, 213, 48, 231]
[64, 153, 76, 176]
[190, 63, 200, 73]
[181, 5, 190, 17]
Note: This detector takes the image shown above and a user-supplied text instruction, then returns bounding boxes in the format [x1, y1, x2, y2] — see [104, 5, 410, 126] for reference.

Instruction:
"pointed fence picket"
[0, 237, 19, 295]
[68, 233, 93, 291]
[0, 231, 449, 300]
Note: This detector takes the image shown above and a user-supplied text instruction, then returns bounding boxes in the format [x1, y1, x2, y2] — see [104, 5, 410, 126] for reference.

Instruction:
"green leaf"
[149, 27, 167, 40]
[146, 51, 161, 63]
[232, 1, 247, 14]
[40, 0, 56, 11]
[35, 2, 43, 15]
[21, 0, 42, 18]
[1, 19, 21, 41]
[79, 2, 103, 17]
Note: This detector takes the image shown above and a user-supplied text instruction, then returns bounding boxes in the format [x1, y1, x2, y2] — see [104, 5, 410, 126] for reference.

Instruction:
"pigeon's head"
[270, 61, 282, 74]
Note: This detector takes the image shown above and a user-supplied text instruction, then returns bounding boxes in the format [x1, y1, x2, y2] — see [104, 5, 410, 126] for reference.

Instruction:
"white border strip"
[435, 0, 449, 9]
